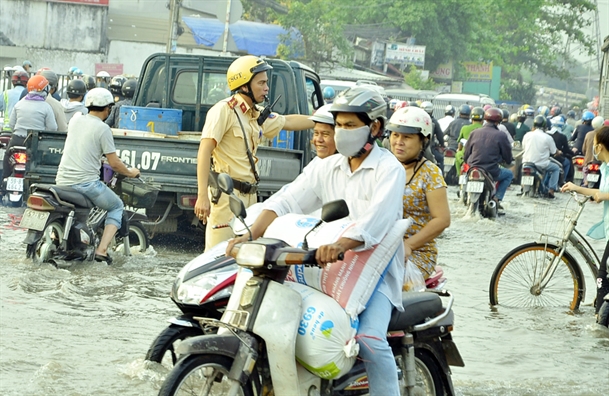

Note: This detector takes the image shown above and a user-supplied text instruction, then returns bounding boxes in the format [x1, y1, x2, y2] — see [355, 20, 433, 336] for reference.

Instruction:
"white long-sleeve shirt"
[263, 145, 406, 309]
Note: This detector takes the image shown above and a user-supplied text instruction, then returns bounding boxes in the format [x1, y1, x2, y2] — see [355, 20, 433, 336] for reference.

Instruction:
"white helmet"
[551, 116, 565, 128]
[96, 71, 110, 78]
[85, 87, 114, 107]
[386, 107, 432, 137]
[421, 101, 434, 114]
[592, 116, 605, 129]
[309, 104, 335, 125]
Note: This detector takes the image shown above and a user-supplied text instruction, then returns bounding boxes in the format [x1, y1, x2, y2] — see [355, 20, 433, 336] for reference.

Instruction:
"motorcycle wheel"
[158, 354, 254, 396]
[397, 349, 445, 396]
[31, 221, 65, 263]
[111, 221, 149, 255]
[489, 242, 584, 310]
[598, 301, 609, 328]
[145, 324, 204, 368]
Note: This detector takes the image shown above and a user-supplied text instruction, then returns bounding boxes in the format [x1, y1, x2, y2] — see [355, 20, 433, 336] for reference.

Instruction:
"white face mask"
[334, 125, 371, 157]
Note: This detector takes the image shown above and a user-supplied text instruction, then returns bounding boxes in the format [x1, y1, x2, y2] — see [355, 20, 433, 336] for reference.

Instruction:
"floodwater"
[1, 185, 608, 395]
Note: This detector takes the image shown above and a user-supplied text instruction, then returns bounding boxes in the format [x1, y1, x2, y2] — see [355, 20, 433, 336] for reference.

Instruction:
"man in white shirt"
[522, 115, 560, 198]
[227, 86, 406, 396]
[437, 104, 455, 132]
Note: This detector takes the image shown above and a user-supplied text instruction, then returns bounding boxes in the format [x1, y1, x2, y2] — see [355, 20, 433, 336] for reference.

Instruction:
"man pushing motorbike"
[227, 86, 406, 395]
[55, 88, 140, 263]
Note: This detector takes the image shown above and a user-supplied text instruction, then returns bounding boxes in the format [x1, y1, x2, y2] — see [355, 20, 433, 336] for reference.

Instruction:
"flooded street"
[1, 185, 608, 395]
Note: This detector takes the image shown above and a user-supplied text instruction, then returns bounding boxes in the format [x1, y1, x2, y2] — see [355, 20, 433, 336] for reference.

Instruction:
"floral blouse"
[402, 160, 447, 278]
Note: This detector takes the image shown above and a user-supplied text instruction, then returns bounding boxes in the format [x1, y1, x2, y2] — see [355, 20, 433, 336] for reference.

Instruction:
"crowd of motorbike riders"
[0, 62, 138, 202]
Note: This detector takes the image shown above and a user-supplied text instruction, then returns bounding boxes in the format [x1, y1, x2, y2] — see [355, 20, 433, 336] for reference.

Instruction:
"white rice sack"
[263, 213, 323, 247]
[288, 219, 412, 318]
[286, 282, 359, 380]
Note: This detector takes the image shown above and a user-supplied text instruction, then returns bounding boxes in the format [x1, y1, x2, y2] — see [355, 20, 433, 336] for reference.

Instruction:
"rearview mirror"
[217, 173, 234, 195]
[321, 199, 349, 223]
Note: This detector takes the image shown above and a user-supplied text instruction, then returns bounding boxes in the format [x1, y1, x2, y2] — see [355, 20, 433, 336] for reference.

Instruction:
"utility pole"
[166, 0, 181, 53]
[221, 0, 233, 54]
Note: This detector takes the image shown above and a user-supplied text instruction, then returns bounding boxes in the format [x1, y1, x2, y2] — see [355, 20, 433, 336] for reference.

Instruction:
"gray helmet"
[82, 75, 96, 90]
[459, 104, 471, 116]
[66, 79, 87, 96]
[39, 70, 58, 89]
[329, 86, 387, 128]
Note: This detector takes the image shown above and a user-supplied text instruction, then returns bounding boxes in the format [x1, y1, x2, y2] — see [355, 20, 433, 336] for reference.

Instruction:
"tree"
[404, 66, 437, 90]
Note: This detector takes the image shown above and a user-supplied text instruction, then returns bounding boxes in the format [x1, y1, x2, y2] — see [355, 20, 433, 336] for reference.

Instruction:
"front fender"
[175, 333, 251, 358]
[415, 340, 456, 396]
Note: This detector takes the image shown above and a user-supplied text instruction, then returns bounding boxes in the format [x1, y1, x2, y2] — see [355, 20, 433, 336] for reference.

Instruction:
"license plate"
[459, 175, 467, 185]
[20, 209, 50, 231]
[6, 177, 23, 192]
[521, 175, 534, 186]
[574, 170, 583, 179]
[444, 157, 455, 166]
[587, 174, 599, 182]
[466, 181, 484, 193]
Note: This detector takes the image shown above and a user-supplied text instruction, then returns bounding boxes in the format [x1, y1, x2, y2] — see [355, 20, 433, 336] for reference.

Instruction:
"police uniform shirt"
[201, 93, 286, 184]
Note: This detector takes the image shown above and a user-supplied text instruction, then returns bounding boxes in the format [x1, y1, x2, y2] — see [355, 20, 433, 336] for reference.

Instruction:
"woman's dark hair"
[596, 126, 609, 150]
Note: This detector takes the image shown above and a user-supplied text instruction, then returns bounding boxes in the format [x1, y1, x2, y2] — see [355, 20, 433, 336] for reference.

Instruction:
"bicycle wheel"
[489, 242, 584, 310]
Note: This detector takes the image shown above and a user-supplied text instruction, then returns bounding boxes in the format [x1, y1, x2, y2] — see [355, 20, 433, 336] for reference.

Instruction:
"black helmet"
[444, 105, 455, 116]
[459, 104, 471, 117]
[121, 79, 137, 98]
[533, 115, 546, 129]
[82, 74, 96, 90]
[471, 107, 485, 121]
[66, 79, 87, 97]
[329, 86, 387, 128]
[566, 110, 576, 119]
[501, 109, 509, 120]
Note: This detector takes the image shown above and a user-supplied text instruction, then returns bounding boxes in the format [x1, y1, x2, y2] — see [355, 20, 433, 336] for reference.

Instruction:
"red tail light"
[13, 152, 27, 164]
[444, 149, 455, 157]
[469, 168, 483, 180]
[180, 195, 198, 208]
[522, 168, 533, 175]
[588, 163, 600, 172]
[461, 163, 470, 174]
[27, 195, 55, 211]
[573, 157, 584, 166]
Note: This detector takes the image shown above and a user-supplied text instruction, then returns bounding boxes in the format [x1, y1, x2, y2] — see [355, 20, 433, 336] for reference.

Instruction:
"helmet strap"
[352, 134, 377, 158]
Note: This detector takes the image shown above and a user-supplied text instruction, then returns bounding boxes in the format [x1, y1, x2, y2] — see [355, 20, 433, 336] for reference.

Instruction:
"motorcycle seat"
[388, 292, 443, 331]
[31, 184, 94, 208]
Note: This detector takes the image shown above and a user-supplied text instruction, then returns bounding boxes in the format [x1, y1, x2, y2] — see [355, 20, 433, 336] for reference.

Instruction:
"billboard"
[430, 61, 453, 80]
[95, 63, 123, 76]
[462, 61, 493, 81]
[385, 43, 425, 67]
[47, 0, 109, 5]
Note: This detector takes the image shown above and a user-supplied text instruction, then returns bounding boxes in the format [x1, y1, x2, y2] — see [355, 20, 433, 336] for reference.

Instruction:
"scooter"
[1, 143, 27, 207]
[442, 146, 458, 185]
[20, 169, 156, 266]
[146, 206, 448, 368]
[458, 163, 469, 206]
[520, 162, 545, 197]
[573, 155, 585, 186]
[158, 175, 464, 396]
[465, 166, 497, 218]
[585, 160, 602, 188]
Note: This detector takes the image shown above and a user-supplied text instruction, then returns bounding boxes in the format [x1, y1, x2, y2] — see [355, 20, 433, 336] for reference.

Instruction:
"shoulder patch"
[268, 113, 276, 119]
[227, 96, 238, 109]
[240, 102, 247, 113]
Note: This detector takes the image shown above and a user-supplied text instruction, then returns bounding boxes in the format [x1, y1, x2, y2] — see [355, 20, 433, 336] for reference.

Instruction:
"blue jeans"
[561, 158, 570, 181]
[494, 168, 513, 201]
[541, 161, 560, 192]
[357, 291, 399, 396]
[71, 180, 123, 228]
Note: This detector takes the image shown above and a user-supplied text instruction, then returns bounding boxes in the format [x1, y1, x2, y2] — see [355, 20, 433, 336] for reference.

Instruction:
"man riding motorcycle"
[463, 108, 514, 208]
[227, 86, 406, 396]
[522, 115, 561, 198]
[444, 104, 471, 149]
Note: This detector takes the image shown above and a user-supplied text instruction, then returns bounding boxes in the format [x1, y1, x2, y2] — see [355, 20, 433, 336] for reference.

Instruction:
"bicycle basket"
[116, 178, 160, 209]
[532, 200, 578, 240]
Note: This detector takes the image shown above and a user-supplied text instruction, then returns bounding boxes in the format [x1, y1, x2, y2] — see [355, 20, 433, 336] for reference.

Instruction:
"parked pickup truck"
[25, 53, 324, 238]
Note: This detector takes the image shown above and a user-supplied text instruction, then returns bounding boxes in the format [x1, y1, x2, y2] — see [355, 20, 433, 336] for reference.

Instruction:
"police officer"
[194, 55, 315, 251]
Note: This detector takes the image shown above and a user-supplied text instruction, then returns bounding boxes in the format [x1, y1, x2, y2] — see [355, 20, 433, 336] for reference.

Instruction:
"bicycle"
[489, 192, 600, 311]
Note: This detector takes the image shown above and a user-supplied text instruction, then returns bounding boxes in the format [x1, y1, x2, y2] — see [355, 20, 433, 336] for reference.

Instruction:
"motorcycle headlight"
[174, 264, 238, 305]
[236, 243, 266, 268]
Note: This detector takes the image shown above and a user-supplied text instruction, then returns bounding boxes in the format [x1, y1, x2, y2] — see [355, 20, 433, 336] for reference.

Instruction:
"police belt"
[210, 171, 257, 195]
[232, 179, 258, 195]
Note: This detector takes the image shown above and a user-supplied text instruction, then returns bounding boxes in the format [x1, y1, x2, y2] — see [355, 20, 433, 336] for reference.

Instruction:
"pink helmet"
[483, 104, 492, 111]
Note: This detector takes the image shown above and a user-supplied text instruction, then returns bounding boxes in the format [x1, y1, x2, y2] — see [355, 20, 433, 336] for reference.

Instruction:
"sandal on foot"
[94, 254, 112, 264]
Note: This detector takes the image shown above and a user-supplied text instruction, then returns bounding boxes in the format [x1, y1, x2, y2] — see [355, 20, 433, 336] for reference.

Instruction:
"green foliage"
[501, 81, 537, 104]
[404, 66, 437, 90]
[241, 0, 598, 81]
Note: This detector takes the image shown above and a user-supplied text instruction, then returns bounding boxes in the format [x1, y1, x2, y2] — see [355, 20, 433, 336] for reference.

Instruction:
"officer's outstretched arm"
[284, 115, 315, 131]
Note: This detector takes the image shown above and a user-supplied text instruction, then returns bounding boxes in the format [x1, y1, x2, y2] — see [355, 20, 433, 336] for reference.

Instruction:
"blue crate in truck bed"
[271, 130, 294, 149]
[117, 106, 183, 135]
